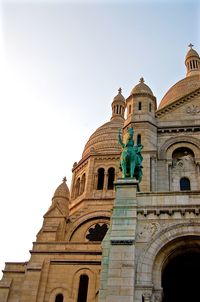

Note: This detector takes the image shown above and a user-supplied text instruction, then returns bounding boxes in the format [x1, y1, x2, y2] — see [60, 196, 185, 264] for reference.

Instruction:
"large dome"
[158, 74, 200, 110]
[82, 118, 124, 158]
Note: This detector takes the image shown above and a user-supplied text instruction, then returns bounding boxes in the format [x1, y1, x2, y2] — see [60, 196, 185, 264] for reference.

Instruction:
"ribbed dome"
[82, 118, 124, 158]
[53, 177, 70, 200]
[113, 88, 126, 102]
[158, 75, 200, 110]
[130, 77, 153, 96]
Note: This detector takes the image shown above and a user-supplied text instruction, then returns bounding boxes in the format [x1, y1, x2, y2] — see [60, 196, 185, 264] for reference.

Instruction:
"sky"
[0, 0, 199, 278]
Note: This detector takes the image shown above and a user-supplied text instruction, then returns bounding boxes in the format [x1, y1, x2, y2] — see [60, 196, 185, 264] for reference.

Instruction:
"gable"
[156, 91, 200, 124]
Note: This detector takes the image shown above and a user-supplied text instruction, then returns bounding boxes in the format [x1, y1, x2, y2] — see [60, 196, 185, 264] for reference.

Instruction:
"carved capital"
[143, 291, 152, 302]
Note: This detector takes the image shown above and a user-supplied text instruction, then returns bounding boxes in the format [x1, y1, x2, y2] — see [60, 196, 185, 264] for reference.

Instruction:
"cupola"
[130, 77, 154, 96]
[185, 44, 200, 77]
[111, 88, 126, 120]
[125, 77, 157, 125]
[51, 177, 70, 216]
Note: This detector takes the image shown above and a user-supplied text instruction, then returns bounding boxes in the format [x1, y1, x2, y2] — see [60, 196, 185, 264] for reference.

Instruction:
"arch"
[158, 136, 200, 160]
[162, 249, 200, 302]
[75, 177, 81, 197]
[180, 177, 191, 191]
[67, 213, 110, 241]
[48, 287, 68, 302]
[107, 167, 115, 190]
[71, 268, 96, 302]
[136, 222, 200, 288]
[97, 168, 105, 190]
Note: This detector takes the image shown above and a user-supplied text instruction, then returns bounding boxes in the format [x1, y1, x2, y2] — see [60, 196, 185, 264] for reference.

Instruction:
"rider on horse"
[118, 127, 143, 181]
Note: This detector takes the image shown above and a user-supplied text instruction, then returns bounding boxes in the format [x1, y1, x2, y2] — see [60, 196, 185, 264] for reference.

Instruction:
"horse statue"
[118, 127, 143, 182]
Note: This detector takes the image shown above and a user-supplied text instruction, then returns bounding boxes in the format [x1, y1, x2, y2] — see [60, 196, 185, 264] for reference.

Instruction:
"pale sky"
[0, 0, 199, 278]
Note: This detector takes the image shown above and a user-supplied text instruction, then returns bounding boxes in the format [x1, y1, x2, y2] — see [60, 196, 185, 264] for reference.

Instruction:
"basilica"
[0, 45, 200, 302]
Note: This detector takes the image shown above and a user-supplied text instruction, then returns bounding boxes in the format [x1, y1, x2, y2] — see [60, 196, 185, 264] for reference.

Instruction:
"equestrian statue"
[118, 127, 143, 182]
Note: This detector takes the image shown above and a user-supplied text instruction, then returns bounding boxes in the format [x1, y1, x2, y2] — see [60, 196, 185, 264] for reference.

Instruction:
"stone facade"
[0, 45, 200, 302]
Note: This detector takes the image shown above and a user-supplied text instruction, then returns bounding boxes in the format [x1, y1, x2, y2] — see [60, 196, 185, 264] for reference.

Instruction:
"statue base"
[99, 178, 138, 302]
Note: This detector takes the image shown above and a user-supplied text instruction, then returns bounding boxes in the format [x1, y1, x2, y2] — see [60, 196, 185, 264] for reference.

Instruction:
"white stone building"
[0, 45, 200, 302]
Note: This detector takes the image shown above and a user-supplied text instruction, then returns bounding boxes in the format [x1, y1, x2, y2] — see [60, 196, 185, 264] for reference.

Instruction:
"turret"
[111, 88, 126, 120]
[36, 177, 70, 242]
[185, 44, 200, 77]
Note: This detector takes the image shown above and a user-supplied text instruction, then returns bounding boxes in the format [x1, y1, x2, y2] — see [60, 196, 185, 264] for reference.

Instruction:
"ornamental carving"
[137, 222, 160, 241]
[186, 104, 200, 115]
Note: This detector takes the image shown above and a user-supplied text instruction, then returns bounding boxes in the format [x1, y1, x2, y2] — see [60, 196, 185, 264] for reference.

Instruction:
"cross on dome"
[62, 176, 67, 182]
[139, 77, 145, 83]
[118, 87, 122, 94]
[188, 43, 194, 49]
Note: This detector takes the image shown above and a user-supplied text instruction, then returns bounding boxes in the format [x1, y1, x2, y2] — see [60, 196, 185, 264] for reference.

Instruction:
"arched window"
[75, 178, 81, 197]
[180, 177, 191, 191]
[128, 104, 131, 114]
[97, 168, 104, 190]
[107, 167, 115, 190]
[137, 134, 141, 145]
[77, 275, 89, 302]
[55, 294, 63, 302]
[149, 103, 152, 112]
[80, 173, 86, 194]
[138, 101, 142, 110]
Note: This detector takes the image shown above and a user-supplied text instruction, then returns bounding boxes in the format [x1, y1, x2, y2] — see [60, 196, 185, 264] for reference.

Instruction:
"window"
[80, 173, 86, 194]
[55, 294, 63, 302]
[97, 168, 104, 190]
[129, 104, 131, 114]
[149, 103, 152, 112]
[138, 102, 142, 110]
[107, 167, 115, 190]
[86, 223, 108, 241]
[77, 275, 89, 302]
[137, 134, 141, 145]
[75, 178, 81, 197]
[180, 177, 191, 191]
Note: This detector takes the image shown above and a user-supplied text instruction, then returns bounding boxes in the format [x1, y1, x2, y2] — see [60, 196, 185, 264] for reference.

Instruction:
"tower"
[125, 77, 157, 191]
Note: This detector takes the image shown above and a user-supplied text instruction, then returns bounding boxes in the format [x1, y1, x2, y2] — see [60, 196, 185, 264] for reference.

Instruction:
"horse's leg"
[122, 162, 127, 178]
[130, 161, 136, 178]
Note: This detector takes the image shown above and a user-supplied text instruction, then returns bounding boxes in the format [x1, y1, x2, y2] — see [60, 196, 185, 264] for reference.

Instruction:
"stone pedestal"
[99, 179, 139, 302]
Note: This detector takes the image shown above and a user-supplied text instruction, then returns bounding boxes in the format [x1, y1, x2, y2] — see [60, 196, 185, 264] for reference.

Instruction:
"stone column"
[99, 178, 139, 302]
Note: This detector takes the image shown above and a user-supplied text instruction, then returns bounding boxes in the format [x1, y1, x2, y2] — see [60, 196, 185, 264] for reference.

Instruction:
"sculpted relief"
[137, 222, 160, 242]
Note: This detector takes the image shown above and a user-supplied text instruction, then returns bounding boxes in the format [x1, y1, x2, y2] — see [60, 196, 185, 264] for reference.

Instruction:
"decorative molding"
[186, 104, 200, 115]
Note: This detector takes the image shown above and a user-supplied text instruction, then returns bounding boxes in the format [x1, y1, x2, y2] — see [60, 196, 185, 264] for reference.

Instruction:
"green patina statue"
[118, 127, 143, 181]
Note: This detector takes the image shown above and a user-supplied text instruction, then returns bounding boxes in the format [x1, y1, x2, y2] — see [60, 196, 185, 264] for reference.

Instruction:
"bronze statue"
[118, 127, 143, 181]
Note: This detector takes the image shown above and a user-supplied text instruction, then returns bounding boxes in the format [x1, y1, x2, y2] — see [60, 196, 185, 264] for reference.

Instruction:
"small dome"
[158, 75, 200, 110]
[113, 88, 125, 102]
[130, 77, 154, 96]
[53, 177, 70, 200]
[185, 46, 200, 61]
[82, 118, 124, 158]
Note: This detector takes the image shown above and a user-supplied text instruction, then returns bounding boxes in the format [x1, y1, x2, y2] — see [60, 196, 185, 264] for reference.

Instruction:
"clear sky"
[0, 0, 199, 277]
